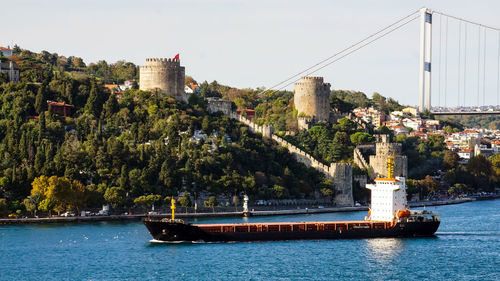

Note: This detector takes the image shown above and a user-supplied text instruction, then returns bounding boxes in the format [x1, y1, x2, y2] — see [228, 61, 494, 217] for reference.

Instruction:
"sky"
[2, 0, 500, 107]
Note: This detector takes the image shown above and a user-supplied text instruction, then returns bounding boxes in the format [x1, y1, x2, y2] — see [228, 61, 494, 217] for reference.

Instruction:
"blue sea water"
[0, 200, 499, 281]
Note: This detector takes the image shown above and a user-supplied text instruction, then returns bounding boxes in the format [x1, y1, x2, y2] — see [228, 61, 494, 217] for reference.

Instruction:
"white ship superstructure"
[366, 177, 407, 221]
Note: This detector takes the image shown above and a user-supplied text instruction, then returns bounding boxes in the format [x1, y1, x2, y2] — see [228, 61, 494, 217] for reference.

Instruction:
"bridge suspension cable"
[271, 14, 420, 94]
[432, 10, 500, 31]
[434, 11, 499, 109]
[257, 9, 420, 95]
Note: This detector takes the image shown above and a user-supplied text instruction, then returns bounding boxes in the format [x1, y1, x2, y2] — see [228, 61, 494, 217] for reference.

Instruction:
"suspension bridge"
[261, 7, 500, 116]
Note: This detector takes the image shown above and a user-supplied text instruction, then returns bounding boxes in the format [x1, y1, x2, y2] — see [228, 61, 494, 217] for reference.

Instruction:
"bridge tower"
[419, 7, 433, 112]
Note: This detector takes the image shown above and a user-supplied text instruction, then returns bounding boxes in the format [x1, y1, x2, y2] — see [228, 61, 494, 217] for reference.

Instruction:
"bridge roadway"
[431, 111, 500, 116]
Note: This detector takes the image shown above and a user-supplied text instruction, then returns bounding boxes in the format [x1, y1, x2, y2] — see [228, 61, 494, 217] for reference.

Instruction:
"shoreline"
[0, 198, 477, 225]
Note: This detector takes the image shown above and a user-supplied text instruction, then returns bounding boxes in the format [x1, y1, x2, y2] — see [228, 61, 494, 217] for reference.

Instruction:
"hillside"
[0, 48, 328, 216]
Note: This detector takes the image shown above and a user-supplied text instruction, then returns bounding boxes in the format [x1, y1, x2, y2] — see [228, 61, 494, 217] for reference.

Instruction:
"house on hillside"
[0, 46, 12, 57]
[47, 100, 74, 117]
[457, 149, 472, 163]
[237, 109, 255, 119]
[104, 84, 120, 93]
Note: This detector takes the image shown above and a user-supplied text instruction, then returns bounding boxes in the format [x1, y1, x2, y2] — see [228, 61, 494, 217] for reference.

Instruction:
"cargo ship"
[143, 157, 440, 242]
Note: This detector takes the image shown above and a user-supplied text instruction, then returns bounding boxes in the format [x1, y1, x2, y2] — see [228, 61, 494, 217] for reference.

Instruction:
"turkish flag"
[173, 53, 180, 60]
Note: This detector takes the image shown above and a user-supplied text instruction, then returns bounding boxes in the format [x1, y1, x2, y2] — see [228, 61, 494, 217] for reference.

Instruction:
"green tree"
[490, 154, 500, 179]
[119, 165, 128, 190]
[418, 175, 440, 195]
[204, 196, 218, 213]
[35, 86, 46, 114]
[178, 192, 192, 213]
[350, 132, 374, 146]
[467, 155, 492, 190]
[84, 82, 100, 117]
[443, 150, 459, 169]
[134, 194, 162, 212]
[0, 198, 8, 217]
[272, 184, 286, 199]
[104, 187, 125, 208]
[102, 94, 119, 119]
[46, 176, 73, 214]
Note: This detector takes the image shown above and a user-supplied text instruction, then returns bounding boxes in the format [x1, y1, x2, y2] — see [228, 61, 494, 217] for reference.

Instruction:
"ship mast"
[171, 198, 176, 220]
[386, 155, 395, 179]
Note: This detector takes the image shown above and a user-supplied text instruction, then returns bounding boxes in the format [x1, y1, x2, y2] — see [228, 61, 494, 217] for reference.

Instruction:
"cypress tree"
[38, 111, 46, 143]
[119, 165, 128, 190]
[35, 86, 46, 114]
[85, 82, 99, 117]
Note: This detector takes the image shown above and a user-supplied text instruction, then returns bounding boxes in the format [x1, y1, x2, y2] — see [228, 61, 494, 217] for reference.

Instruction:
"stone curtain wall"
[354, 147, 370, 171]
[222, 109, 354, 206]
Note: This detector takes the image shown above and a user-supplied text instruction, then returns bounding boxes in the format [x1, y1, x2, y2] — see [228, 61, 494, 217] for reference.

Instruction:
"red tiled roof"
[0, 46, 12, 51]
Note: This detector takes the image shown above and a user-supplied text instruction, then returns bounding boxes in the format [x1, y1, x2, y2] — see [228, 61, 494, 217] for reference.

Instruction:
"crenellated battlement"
[301, 76, 324, 81]
[145, 58, 180, 63]
[142, 58, 181, 69]
[375, 142, 402, 155]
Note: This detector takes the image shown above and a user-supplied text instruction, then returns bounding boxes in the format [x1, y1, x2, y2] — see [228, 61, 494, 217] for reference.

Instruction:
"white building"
[457, 149, 472, 163]
[402, 118, 422, 132]
[185, 85, 194, 94]
[0, 59, 19, 83]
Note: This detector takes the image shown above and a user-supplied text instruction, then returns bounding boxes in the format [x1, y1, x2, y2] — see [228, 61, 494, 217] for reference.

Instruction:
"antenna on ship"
[171, 198, 176, 220]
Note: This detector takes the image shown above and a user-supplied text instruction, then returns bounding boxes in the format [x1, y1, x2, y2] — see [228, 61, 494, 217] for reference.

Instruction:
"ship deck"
[194, 220, 394, 234]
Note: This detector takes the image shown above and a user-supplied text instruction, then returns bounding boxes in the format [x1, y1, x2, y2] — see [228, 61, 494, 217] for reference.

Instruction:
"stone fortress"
[139, 58, 186, 101]
[294, 77, 331, 130]
[207, 101, 354, 206]
[354, 135, 408, 179]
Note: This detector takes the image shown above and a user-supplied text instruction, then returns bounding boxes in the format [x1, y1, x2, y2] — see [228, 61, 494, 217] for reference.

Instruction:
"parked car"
[62, 212, 75, 217]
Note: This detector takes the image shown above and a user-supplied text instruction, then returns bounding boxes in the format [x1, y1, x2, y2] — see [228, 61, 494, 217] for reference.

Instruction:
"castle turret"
[369, 135, 408, 179]
[139, 57, 186, 101]
[294, 77, 331, 130]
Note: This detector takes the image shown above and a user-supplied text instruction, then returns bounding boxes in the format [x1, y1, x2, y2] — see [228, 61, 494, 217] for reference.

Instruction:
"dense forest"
[0, 48, 328, 217]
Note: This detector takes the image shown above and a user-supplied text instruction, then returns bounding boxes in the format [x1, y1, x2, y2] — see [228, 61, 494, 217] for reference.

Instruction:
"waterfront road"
[0, 198, 474, 225]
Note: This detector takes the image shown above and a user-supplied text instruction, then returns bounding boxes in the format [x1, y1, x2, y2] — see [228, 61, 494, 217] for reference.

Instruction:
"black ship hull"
[143, 219, 440, 242]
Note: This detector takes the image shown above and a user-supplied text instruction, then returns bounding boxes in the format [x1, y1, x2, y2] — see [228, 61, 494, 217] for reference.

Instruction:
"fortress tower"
[139, 58, 186, 101]
[369, 135, 408, 179]
[294, 77, 331, 130]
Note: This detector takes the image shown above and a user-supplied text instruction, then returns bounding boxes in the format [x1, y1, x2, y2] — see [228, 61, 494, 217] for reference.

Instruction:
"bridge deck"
[431, 111, 500, 116]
